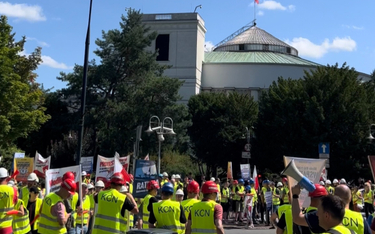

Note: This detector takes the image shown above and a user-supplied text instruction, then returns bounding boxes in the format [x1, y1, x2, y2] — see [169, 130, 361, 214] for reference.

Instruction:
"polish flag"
[144, 154, 149, 160]
[255, 0, 259, 4]
[114, 154, 131, 183]
[253, 165, 259, 190]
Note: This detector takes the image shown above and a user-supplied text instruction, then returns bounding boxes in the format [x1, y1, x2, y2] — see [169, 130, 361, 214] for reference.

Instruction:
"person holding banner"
[0, 167, 18, 234]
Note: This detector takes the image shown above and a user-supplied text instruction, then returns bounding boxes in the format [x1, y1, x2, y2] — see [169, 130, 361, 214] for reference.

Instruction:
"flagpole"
[254, 0, 256, 23]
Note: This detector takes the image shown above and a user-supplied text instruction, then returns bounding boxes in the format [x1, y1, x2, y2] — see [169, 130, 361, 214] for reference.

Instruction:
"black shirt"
[147, 197, 159, 212]
[94, 192, 135, 217]
[148, 201, 186, 225]
[27, 200, 36, 231]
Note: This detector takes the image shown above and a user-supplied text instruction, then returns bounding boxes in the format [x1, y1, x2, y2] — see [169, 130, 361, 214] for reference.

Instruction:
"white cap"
[319, 181, 325, 186]
[210, 177, 215, 182]
[339, 178, 346, 184]
[27, 172, 38, 182]
[95, 180, 105, 188]
[333, 179, 339, 184]
[120, 186, 128, 193]
[326, 180, 331, 185]
[82, 171, 87, 176]
[0, 168, 9, 178]
[176, 189, 184, 196]
[88, 184, 94, 189]
[175, 174, 181, 179]
[163, 172, 168, 177]
[277, 182, 283, 187]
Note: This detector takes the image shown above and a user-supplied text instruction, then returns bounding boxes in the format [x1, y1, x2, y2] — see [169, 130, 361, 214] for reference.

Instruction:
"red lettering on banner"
[100, 161, 114, 167]
[49, 177, 63, 187]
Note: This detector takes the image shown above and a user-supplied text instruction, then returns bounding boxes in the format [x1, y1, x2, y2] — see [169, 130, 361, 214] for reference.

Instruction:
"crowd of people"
[2, 166, 375, 234]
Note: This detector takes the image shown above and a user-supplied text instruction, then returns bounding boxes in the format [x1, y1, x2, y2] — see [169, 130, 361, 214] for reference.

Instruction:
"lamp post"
[145, 116, 176, 176]
[245, 127, 251, 164]
[194, 5, 202, 12]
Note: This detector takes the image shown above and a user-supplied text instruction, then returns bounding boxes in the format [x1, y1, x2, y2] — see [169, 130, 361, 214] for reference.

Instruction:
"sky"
[1, 0, 374, 90]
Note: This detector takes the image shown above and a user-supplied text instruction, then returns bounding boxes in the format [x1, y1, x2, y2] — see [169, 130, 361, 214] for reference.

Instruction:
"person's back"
[38, 192, 67, 234]
[0, 183, 15, 233]
[153, 200, 182, 232]
[343, 208, 364, 234]
[181, 198, 200, 221]
[190, 200, 217, 233]
[12, 199, 31, 234]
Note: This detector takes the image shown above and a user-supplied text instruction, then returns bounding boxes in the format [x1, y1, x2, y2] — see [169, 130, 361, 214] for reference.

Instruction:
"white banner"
[14, 153, 25, 158]
[240, 164, 251, 180]
[119, 156, 130, 172]
[284, 156, 326, 208]
[33, 152, 51, 178]
[95, 155, 123, 183]
[45, 165, 80, 194]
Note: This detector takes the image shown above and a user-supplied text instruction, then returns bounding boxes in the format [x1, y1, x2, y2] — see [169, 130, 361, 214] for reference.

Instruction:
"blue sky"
[2, 0, 374, 90]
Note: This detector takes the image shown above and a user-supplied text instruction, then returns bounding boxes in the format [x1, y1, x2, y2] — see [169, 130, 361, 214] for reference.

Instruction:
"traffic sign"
[318, 143, 330, 154]
[244, 144, 251, 152]
[242, 151, 251, 158]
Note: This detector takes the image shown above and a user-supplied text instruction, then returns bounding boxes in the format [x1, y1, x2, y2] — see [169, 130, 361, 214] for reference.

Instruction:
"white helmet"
[326, 180, 332, 185]
[277, 182, 283, 187]
[0, 168, 9, 178]
[87, 184, 94, 189]
[333, 179, 339, 184]
[210, 177, 215, 182]
[27, 172, 39, 182]
[95, 180, 105, 188]
[81, 171, 87, 176]
[171, 174, 176, 179]
[175, 174, 181, 179]
[339, 178, 346, 184]
[119, 186, 128, 193]
[7, 180, 15, 187]
[319, 181, 325, 186]
[162, 172, 168, 177]
[176, 189, 184, 196]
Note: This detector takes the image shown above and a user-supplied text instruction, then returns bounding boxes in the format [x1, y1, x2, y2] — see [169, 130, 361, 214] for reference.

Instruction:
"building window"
[239, 44, 245, 51]
[156, 34, 170, 61]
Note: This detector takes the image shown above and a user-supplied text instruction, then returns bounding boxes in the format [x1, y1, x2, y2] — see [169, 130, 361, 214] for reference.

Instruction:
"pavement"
[224, 220, 276, 233]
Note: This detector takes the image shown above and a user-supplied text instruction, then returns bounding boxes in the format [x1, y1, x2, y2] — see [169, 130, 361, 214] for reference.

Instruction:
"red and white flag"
[144, 154, 149, 160]
[253, 165, 259, 190]
[255, 0, 259, 4]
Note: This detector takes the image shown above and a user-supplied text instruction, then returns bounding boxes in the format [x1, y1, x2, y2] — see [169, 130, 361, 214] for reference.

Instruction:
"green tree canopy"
[188, 92, 258, 177]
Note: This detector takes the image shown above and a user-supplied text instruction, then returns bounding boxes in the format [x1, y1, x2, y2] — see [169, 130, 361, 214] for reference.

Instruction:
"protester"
[27, 186, 42, 234]
[140, 180, 159, 229]
[0, 167, 18, 234]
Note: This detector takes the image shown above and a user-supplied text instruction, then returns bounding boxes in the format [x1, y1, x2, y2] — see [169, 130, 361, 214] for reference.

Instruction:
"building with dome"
[142, 13, 370, 103]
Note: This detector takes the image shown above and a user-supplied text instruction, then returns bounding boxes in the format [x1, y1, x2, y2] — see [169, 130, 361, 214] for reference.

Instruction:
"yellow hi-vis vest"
[181, 198, 200, 221]
[327, 186, 334, 195]
[251, 187, 258, 203]
[234, 186, 244, 201]
[342, 209, 364, 234]
[21, 186, 30, 206]
[33, 198, 43, 231]
[283, 186, 290, 204]
[191, 200, 217, 234]
[92, 189, 127, 234]
[129, 184, 134, 228]
[216, 184, 221, 202]
[153, 199, 183, 234]
[273, 188, 280, 205]
[12, 199, 31, 234]
[324, 225, 356, 234]
[142, 194, 152, 229]
[221, 188, 229, 203]
[89, 194, 95, 210]
[70, 192, 78, 227]
[76, 195, 91, 225]
[364, 190, 373, 204]
[278, 204, 292, 234]
[38, 193, 67, 234]
[0, 185, 15, 229]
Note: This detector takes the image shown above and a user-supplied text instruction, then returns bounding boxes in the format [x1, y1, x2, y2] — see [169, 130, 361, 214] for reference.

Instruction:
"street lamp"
[245, 127, 251, 164]
[194, 5, 202, 13]
[146, 116, 176, 176]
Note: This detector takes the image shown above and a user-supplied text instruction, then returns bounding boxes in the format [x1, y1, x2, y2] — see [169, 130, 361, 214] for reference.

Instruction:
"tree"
[188, 92, 258, 177]
[0, 15, 49, 149]
[255, 63, 373, 180]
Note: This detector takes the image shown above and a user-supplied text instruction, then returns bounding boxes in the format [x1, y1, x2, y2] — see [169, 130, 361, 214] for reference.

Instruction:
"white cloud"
[342, 24, 364, 30]
[0, 2, 46, 22]
[41, 55, 73, 70]
[257, 1, 295, 12]
[285, 37, 357, 59]
[258, 10, 264, 16]
[26, 37, 50, 47]
[204, 41, 215, 52]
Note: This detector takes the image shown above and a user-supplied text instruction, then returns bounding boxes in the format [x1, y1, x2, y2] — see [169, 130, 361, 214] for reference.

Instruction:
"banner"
[95, 155, 124, 183]
[284, 156, 326, 208]
[253, 165, 259, 190]
[14, 152, 25, 158]
[240, 164, 251, 180]
[368, 156, 375, 183]
[133, 159, 157, 198]
[80, 156, 94, 173]
[33, 152, 51, 178]
[45, 165, 80, 194]
[119, 156, 130, 172]
[14, 158, 34, 182]
[227, 162, 233, 179]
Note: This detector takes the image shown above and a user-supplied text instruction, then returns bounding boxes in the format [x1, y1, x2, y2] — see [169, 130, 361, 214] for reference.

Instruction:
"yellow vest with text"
[76, 195, 91, 225]
[92, 189, 127, 234]
[38, 193, 67, 234]
[142, 194, 153, 229]
[129, 183, 134, 227]
[364, 190, 373, 204]
[21, 186, 30, 206]
[191, 200, 217, 234]
[181, 198, 200, 221]
[153, 200, 183, 234]
[221, 188, 229, 203]
[0, 185, 15, 229]
[283, 186, 290, 203]
[278, 204, 292, 234]
[12, 199, 31, 234]
[33, 198, 43, 230]
[342, 209, 364, 234]
[273, 188, 280, 205]
[324, 225, 355, 234]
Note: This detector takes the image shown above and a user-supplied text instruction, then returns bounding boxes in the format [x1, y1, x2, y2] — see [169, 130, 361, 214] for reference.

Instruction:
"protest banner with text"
[33, 153, 51, 178]
[80, 156, 94, 173]
[133, 159, 157, 198]
[14, 158, 34, 182]
[45, 165, 80, 194]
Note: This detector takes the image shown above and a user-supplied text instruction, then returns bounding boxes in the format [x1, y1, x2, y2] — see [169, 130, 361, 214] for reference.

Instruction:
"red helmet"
[282, 177, 288, 182]
[105, 181, 111, 189]
[147, 180, 160, 190]
[201, 181, 219, 194]
[187, 181, 200, 194]
[62, 179, 77, 195]
[110, 172, 125, 185]
[129, 174, 134, 181]
[309, 184, 328, 197]
[233, 180, 238, 185]
[62, 171, 75, 181]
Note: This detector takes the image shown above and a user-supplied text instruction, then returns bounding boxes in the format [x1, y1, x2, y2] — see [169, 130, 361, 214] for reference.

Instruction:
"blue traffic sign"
[318, 143, 330, 154]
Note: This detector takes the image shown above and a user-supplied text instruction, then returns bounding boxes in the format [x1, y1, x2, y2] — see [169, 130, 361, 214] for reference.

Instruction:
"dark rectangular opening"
[239, 44, 245, 51]
[156, 34, 170, 61]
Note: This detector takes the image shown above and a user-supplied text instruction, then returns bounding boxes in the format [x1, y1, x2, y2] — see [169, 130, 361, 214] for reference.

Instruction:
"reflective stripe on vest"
[342, 209, 364, 234]
[77, 195, 91, 225]
[153, 200, 183, 234]
[181, 198, 200, 222]
[142, 194, 152, 229]
[12, 199, 31, 234]
[278, 204, 292, 234]
[191, 200, 217, 234]
[38, 193, 67, 234]
[325, 225, 356, 234]
[0, 185, 15, 229]
[92, 189, 126, 234]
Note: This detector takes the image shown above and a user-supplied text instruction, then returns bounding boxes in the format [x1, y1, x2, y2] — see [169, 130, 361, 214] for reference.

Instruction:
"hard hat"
[81, 171, 87, 176]
[263, 180, 270, 184]
[161, 182, 174, 193]
[62, 179, 77, 195]
[27, 173, 38, 182]
[171, 174, 176, 180]
[162, 172, 168, 177]
[187, 181, 200, 194]
[175, 174, 181, 179]
[129, 174, 134, 180]
[333, 179, 339, 184]
[238, 179, 244, 184]
[176, 189, 184, 196]
[339, 178, 346, 184]
[63, 171, 75, 181]
[249, 179, 255, 185]
[245, 185, 251, 191]
[110, 172, 125, 185]
[201, 181, 219, 194]
[87, 184, 94, 190]
[147, 180, 160, 190]
[0, 168, 9, 178]
[95, 180, 105, 188]
[119, 186, 128, 193]
[326, 180, 332, 185]
[308, 184, 328, 197]
[277, 182, 283, 187]
[319, 181, 325, 186]
[233, 180, 238, 185]
[7, 180, 15, 187]
[282, 177, 288, 182]
[210, 177, 215, 182]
